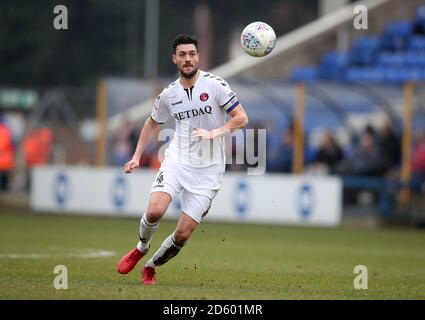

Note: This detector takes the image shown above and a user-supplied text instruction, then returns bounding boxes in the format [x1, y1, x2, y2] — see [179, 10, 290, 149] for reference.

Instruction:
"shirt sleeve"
[215, 79, 240, 113]
[150, 91, 170, 124]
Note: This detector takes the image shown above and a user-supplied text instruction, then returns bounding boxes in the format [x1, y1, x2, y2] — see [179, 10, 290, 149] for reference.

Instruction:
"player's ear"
[172, 54, 177, 65]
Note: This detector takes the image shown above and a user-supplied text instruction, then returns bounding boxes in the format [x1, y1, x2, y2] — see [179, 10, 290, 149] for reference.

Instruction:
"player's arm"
[193, 104, 249, 139]
[124, 116, 159, 173]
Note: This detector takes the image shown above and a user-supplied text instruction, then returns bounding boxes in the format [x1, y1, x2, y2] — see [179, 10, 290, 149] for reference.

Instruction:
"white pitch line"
[0, 250, 116, 259]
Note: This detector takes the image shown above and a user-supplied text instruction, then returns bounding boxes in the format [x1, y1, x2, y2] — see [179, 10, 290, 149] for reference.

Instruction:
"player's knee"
[173, 229, 191, 246]
[146, 202, 166, 223]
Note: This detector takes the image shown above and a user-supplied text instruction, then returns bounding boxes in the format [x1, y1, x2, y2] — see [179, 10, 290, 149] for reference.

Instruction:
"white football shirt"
[150, 70, 240, 173]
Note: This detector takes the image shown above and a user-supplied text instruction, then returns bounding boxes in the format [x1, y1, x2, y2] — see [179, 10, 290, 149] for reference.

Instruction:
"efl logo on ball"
[241, 21, 276, 57]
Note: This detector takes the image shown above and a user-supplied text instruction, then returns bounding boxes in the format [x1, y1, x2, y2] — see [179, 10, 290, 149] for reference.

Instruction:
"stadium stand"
[290, 5, 425, 84]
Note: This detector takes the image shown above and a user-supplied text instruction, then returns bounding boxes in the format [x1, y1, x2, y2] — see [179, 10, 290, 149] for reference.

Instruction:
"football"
[240, 21, 276, 57]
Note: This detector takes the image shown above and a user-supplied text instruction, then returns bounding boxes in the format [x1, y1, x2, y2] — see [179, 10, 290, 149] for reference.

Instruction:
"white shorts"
[150, 160, 223, 223]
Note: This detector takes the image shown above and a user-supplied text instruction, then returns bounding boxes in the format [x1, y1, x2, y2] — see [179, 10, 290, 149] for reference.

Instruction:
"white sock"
[145, 233, 183, 268]
[136, 213, 159, 253]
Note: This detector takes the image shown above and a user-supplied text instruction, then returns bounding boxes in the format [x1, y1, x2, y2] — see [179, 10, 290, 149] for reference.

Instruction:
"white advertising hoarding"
[31, 166, 342, 226]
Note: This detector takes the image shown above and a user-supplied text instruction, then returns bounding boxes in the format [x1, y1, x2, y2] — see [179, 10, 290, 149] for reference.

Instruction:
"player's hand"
[193, 128, 214, 139]
[193, 128, 230, 140]
[124, 159, 139, 173]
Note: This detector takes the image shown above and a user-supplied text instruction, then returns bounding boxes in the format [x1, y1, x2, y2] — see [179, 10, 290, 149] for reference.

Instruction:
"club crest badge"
[200, 92, 209, 102]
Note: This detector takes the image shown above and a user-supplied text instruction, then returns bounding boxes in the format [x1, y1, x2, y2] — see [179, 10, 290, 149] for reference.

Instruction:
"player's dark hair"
[172, 35, 198, 53]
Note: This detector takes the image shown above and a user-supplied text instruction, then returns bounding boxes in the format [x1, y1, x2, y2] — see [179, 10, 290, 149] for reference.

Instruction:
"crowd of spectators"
[82, 115, 425, 199]
[0, 113, 53, 192]
[111, 117, 423, 184]
[265, 119, 402, 178]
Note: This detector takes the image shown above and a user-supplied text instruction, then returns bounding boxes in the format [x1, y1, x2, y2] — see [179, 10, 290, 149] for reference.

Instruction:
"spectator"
[113, 119, 135, 166]
[333, 132, 387, 176]
[129, 124, 140, 156]
[411, 131, 425, 193]
[267, 127, 293, 173]
[22, 128, 53, 167]
[139, 138, 160, 169]
[364, 124, 378, 141]
[135, 124, 164, 170]
[312, 131, 344, 173]
[0, 117, 15, 192]
[377, 119, 401, 170]
[22, 127, 53, 190]
[349, 123, 378, 153]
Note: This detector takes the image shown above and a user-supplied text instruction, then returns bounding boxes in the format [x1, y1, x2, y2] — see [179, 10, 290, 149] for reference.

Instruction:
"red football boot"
[117, 247, 147, 274]
[142, 266, 157, 285]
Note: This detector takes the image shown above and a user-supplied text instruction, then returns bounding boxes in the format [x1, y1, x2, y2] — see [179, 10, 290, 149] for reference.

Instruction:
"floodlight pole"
[293, 83, 305, 174]
[400, 82, 414, 210]
[143, 0, 160, 78]
[96, 81, 107, 167]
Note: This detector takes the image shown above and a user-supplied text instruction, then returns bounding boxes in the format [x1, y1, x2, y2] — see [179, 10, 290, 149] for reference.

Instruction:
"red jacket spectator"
[412, 142, 425, 173]
[22, 128, 53, 167]
[0, 123, 14, 171]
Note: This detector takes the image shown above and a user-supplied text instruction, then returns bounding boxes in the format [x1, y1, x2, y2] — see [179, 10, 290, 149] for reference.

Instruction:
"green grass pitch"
[1, 209, 425, 299]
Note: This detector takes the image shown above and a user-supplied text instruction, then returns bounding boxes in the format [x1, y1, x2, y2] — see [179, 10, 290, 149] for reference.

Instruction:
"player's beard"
[179, 65, 198, 79]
